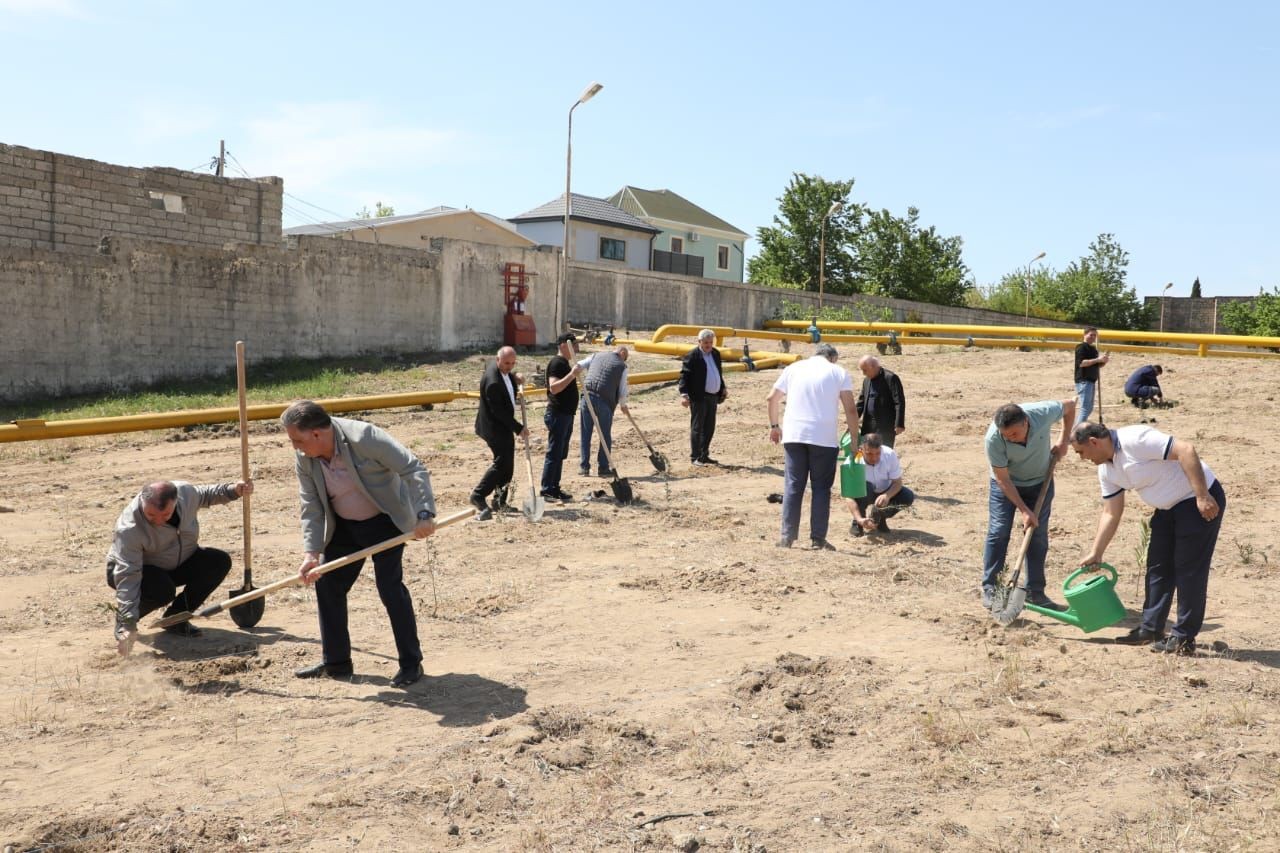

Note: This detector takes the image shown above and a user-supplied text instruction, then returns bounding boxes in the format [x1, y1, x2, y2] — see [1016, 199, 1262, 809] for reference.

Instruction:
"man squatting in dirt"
[1071, 421, 1226, 655]
[107, 478, 253, 656]
[981, 399, 1077, 613]
[846, 432, 914, 538]
[766, 343, 859, 551]
[282, 400, 436, 688]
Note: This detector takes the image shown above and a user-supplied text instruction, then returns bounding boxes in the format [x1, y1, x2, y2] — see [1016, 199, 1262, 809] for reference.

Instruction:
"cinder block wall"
[1143, 295, 1257, 334]
[0, 143, 282, 252]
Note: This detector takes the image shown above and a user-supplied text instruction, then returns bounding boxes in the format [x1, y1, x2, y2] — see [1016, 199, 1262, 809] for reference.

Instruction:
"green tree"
[355, 201, 395, 219]
[969, 268, 1067, 320]
[1221, 287, 1280, 336]
[1034, 234, 1151, 329]
[857, 207, 972, 306]
[747, 174, 865, 291]
[1190, 277, 1202, 298]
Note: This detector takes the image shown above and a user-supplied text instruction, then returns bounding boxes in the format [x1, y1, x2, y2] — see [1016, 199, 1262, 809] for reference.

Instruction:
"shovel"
[228, 341, 264, 629]
[151, 507, 476, 629]
[581, 389, 634, 505]
[622, 408, 668, 473]
[990, 456, 1058, 626]
[516, 392, 545, 522]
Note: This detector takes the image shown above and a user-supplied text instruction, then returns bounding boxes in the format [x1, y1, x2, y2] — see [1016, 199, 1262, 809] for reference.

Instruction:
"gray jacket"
[107, 481, 240, 622]
[294, 417, 436, 554]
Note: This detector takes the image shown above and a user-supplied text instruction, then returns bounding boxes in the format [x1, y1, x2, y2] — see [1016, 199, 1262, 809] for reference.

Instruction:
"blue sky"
[3, 0, 1276, 298]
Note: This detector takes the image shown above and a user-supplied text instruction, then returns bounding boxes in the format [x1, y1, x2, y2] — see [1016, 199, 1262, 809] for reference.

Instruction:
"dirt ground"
[2, 341, 1278, 852]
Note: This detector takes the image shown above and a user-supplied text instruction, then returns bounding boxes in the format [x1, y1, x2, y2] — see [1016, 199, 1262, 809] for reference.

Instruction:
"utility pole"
[216, 140, 225, 177]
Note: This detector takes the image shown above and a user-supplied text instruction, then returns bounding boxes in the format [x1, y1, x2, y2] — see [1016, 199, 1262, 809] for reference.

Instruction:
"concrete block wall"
[0, 143, 282, 252]
[1144, 295, 1257, 334]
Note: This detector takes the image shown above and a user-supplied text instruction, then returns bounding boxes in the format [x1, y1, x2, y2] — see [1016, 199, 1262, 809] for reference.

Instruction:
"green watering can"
[1024, 564, 1127, 633]
[838, 432, 866, 498]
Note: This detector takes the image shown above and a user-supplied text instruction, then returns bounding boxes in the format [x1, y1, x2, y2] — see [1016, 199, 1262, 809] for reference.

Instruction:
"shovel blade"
[649, 451, 668, 473]
[150, 611, 193, 630]
[228, 584, 266, 628]
[991, 587, 1027, 626]
[611, 476, 634, 505]
[522, 494, 546, 523]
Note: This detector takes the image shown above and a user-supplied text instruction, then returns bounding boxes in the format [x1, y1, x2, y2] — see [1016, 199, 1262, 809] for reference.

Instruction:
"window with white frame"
[600, 237, 626, 261]
[670, 236, 683, 254]
[717, 244, 730, 271]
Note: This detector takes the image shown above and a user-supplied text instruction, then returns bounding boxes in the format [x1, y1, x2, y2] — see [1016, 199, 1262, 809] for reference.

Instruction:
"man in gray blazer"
[282, 400, 437, 688]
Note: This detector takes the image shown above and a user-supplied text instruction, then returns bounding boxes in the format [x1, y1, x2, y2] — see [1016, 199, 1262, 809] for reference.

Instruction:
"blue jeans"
[781, 442, 839, 542]
[1075, 380, 1096, 424]
[541, 408, 575, 492]
[982, 478, 1055, 593]
[579, 393, 615, 473]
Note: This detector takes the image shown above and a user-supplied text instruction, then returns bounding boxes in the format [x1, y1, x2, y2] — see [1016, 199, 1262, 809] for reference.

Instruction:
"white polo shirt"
[862, 446, 903, 492]
[1097, 425, 1216, 510]
[772, 355, 855, 447]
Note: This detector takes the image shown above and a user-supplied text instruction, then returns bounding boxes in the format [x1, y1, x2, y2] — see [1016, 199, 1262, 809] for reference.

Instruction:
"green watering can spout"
[1023, 564, 1127, 633]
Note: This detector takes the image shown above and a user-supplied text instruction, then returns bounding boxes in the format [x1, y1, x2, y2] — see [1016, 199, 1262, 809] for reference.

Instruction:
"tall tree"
[747, 174, 864, 291]
[857, 206, 972, 306]
[1221, 286, 1280, 336]
[1034, 233, 1151, 328]
[1190, 277, 1202, 298]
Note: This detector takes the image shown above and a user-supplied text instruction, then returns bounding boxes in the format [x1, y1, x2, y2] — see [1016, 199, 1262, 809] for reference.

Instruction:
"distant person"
[578, 345, 630, 477]
[766, 343, 859, 550]
[846, 432, 914, 537]
[1070, 421, 1225, 655]
[981, 399, 1077, 613]
[679, 329, 728, 466]
[1073, 326, 1109, 424]
[1124, 364, 1164, 406]
[472, 346, 528, 520]
[855, 355, 905, 447]
[282, 400, 437, 688]
[540, 333, 581, 502]
[107, 478, 252, 656]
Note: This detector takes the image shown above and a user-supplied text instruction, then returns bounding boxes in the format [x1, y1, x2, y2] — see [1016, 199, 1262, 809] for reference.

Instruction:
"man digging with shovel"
[107, 478, 253, 656]
[981, 399, 1076, 614]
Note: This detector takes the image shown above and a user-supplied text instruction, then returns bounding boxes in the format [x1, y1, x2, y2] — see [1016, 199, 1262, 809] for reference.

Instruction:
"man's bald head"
[858, 355, 881, 378]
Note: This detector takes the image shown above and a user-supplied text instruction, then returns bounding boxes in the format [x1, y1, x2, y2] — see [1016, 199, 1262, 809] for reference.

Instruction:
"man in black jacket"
[856, 356, 905, 448]
[679, 329, 728, 466]
[471, 346, 527, 521]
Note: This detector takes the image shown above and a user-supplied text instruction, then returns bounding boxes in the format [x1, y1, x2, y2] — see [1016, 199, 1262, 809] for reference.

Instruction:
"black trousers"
[473, 432, 515, 501]
[1141, 480, 1226, 641]
[106, 547, 232, 618]
[860, 416, 898, 447]
[688, 396, 719, 461]
[315, 513, 422, 669]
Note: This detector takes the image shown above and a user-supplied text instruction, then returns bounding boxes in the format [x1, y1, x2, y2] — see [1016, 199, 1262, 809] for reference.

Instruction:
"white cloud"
[239, 101, 457, 197]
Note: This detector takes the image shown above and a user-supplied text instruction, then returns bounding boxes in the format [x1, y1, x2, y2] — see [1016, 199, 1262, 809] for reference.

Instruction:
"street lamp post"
[818, 200, 843, 310]
[1024, 251, 1046, 321]
[557, 81, 603, 336]
[1159, 281, 1174, 332]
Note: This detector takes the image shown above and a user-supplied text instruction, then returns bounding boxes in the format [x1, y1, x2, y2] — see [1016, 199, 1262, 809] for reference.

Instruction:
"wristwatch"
[417, 510, 433, 521]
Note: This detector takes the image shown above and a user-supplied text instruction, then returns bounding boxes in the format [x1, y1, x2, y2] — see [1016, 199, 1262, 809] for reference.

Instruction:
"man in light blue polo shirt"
[981, 398, 1076, 612]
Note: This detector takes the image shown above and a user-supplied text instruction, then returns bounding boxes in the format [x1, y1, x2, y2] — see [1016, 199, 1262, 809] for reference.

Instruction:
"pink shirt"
[319, 436, 382, 521]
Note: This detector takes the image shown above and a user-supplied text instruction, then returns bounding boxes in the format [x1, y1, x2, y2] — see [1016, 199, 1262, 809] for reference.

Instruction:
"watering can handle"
[1065, 563, 1117, 592]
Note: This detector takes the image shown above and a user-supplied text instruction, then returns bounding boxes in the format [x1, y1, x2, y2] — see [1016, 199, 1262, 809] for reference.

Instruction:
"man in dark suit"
[679, 329, 728, 466]
[856, 355, 905, 448]
[471, 346, 527, 521]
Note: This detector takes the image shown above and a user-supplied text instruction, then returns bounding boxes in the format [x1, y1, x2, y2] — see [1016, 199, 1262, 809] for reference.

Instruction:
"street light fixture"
[1159, 281, 1174, 332]
[1024, 251, 1047, 321]
[556, 81, 604, 335]
[818, 200, 843, 310]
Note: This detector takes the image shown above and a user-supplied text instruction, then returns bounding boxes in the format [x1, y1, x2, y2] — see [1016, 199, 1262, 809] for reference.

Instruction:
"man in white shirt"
[846, 432, 915, 537]
[1070, 421, 1226, 655]
[765, 344, 859, 550]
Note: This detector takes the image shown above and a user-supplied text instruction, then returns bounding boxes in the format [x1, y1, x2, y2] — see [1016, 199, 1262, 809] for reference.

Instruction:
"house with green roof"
[606, 186, 749, 283]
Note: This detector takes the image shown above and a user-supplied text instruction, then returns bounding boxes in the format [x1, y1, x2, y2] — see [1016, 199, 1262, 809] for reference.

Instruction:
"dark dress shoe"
[295, 661, 354, 679]
[1151, 636, 1197, 656]
[475, 507, 493, 521]
[391, 663, 423, 688]
[162, 621, 203, 637]
[1114, 627, 1163, 646]
[1026, 591, 1067, 612]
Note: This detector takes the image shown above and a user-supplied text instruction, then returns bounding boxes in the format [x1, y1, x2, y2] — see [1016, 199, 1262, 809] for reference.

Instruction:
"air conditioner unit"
[687, 231, 700, 242]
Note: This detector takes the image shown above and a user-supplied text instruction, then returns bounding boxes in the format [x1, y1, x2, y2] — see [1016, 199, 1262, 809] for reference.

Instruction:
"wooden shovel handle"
[517, 393, 538, 486]
[194, 507, 475, 618]
[236, 341, 252, 580]
[624, 409, 653, 448]
[1005, 454, 1059, 588]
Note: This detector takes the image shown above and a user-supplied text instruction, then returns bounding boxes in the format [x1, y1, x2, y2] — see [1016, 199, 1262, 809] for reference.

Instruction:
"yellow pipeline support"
[651, 324, 811, 344]
[763, 319, 1280, 353]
